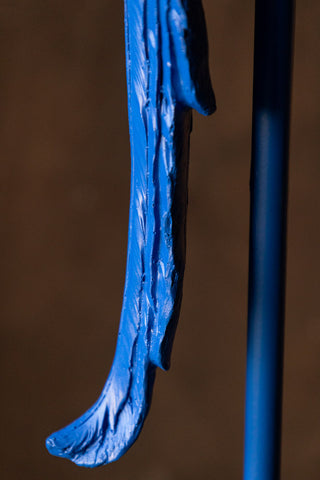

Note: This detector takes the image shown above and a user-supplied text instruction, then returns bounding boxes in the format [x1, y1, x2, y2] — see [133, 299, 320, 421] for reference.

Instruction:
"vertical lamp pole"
[243, 1, 295, 480]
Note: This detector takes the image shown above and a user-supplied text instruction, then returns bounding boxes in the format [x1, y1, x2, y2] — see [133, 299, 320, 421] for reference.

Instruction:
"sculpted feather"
[46, 0, 215, 467]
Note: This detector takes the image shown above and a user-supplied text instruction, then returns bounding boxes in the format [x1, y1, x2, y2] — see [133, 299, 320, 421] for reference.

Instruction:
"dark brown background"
[1, 1, 319, 479]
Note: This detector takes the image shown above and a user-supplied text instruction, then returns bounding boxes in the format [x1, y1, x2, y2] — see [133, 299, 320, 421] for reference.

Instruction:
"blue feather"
[46, 0, 215, 466]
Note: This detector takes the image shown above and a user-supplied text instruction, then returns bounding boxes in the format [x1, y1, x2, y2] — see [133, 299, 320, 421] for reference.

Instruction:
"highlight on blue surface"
[243, 1, 294, 479]
[46, 0, 215, 467]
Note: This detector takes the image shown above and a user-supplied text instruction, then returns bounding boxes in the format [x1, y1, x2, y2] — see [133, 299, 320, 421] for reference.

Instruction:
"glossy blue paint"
[46, 0, 215, 467]
[243, 1, 294, 479]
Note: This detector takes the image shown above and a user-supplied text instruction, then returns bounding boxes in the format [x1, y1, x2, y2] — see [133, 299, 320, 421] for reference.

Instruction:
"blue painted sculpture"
[46, 0, 215, 467]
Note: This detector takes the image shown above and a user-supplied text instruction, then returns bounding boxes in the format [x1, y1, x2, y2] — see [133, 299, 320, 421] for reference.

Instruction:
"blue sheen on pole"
[243, 1, 295, 480]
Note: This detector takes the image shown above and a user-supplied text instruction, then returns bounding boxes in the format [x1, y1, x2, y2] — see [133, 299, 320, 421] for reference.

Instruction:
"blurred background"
[1, 1, 319, 478]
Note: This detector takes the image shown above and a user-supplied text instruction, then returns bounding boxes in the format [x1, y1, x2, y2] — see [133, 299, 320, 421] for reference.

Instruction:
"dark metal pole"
[243, 1, 295, 479]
